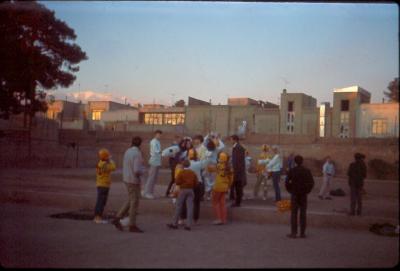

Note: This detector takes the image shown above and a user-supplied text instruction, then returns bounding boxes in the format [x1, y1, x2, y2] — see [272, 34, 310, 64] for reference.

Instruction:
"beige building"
[280, 89, 318, 136]
[331, 86, 371, 138]
[356, 102, 399, 138]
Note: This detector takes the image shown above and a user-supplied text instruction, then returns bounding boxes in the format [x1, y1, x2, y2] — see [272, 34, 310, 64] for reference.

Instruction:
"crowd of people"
[93, 129, 367, 238]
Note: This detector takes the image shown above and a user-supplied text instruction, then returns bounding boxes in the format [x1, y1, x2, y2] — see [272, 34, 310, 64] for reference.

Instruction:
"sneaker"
[129, 225, 144, 233]
[212, 220, 223, 225]
[184, 226, 191, 231]
[144, 194, 155, 200]
[167, 223, 178, 229]
[286, 233, 297, 239]
[93, 216, 108, 224]
[262, 197, 267, 201]
[178, 219, 185, 226]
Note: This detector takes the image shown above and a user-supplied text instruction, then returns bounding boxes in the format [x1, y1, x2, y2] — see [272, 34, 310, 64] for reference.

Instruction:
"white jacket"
[148, 138, 161, 166]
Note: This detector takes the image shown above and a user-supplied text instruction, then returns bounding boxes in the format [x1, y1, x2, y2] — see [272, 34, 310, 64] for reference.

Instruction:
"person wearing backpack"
[285, 155, 314, 238]
[347, 153, 367, 216]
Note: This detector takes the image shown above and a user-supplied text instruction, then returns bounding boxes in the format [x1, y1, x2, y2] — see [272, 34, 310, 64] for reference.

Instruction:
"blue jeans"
[95, 187, 110, 216]
[272, 171, 281, 202]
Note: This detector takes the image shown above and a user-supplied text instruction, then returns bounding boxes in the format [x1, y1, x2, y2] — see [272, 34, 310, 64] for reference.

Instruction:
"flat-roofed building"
[332, 86, 371, 138]
[357, 102, 399, 138]
[280, 89, 318, 136]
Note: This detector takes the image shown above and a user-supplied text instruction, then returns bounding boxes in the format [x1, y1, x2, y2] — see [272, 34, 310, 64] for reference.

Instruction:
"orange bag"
[276, 199, 291, 212]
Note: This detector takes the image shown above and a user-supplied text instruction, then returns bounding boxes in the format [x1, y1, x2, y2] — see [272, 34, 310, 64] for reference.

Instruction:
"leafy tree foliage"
[0, 0, 87, 123]
[383, 77, 399, 102]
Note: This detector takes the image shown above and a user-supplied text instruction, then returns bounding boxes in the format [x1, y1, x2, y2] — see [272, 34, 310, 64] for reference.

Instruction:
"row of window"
[144, 113, 185, 125]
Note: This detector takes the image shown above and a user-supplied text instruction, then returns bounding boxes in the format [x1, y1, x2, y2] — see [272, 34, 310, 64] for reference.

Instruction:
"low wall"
[0, 129, 398, 179]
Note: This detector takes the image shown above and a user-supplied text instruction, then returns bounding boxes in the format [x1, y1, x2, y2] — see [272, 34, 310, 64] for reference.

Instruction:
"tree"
[174, 99, 185, 107]
[383, 77, 399, 102]
[0, 0, 87, 126]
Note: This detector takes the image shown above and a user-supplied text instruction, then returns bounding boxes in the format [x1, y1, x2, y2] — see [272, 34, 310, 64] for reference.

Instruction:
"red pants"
[212, 191, 227, 223]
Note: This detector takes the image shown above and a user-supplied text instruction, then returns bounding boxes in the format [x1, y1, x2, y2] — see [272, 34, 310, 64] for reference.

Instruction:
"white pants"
[319, 174, 332, 198]
[144, 165, 160, 196]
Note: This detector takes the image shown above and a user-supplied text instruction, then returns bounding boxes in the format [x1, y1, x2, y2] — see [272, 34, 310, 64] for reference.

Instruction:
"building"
[356, 102, 399, 138]
[280, 89, 318, 135]
[332, 86, 371, 138]
[39, 87, 398, 139]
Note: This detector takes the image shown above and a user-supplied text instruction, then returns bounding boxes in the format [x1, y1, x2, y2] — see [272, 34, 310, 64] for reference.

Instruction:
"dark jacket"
[347, 160, 367, 188]
[232, 143, 246, 185]
[285, 165, 315, 195]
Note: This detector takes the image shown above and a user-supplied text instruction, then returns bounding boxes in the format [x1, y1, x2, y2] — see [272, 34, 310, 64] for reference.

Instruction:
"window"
[144, 113, 163, 125]
[92, 110, 103, 121]
[339, 112, 349, 138]
[47, 110, 57, 120]
[341, 100, 349, 111]
[319, 105, 326, 137]
[164, 113, 185, 125]
[372, 119, 387, 135]
[287, 112, 295, 133]
[288, 101, 294, 112]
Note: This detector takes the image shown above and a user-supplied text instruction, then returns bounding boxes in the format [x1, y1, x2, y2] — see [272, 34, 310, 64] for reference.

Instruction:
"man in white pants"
[319, 156, 335, 200]
[143, 130, 162, 199]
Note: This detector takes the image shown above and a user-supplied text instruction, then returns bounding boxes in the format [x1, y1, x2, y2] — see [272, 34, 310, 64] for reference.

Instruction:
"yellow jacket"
[96, 160, 116, 187]
[257, 152, 270, 174]
[208, 162, 233, 193]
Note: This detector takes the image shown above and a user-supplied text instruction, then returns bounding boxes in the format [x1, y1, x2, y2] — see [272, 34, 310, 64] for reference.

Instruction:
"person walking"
[347, 153, 367, 216]
[230, 134, 246, 207]
[167, 160, 198, 231]
[318, 156, 335, 200]
[285, 155, 314, 238]
[112, 137, 145, 233]
[143, 130, 162, 199]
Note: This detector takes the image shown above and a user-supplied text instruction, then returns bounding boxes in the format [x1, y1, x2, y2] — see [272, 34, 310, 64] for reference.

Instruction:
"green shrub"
[368, 159, 398, 180]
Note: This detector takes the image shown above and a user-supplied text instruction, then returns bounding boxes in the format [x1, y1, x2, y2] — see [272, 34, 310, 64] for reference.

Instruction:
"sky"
[42, 1, 399, 106]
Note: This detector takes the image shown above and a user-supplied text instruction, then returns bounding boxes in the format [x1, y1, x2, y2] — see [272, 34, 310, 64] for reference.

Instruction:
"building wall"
[302, 108, 318, 136]
[280, 91, 317, 135]
[332, 86, 371, 138]
[185, 105, 230, 136]
[101, 109, 139, 122]
[254, 109, 280, 134]
[357, 103, 399, 138]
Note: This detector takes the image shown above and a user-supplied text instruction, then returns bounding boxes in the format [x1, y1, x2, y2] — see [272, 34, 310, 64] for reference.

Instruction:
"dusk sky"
[42, 1, 399, 106]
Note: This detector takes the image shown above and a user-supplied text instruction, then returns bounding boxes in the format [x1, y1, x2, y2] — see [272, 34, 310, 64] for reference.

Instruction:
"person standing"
[318, 156, 335, 200]
[163, 136, 184, 197]
[167, 160, 198, 231]
[143, 130, 162, 199]
[347, 153, 367, 216]
[230, 134, 246, 207]
[112, 137, 145, 233]
[266, 145, 283, 202]
[207, 151, 233, 225]
[94, 148, 116, 224]
[285, 155, 314, 238]
[253, 144, 271, 200]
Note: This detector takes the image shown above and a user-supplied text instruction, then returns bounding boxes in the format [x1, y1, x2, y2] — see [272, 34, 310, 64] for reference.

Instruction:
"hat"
[98, 148, 110, 160]
[218, 152, 229, 162]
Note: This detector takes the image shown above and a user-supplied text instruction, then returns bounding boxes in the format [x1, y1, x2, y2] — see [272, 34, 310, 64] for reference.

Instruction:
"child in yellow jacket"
[207, 151, 233, 225]
[94, 148, 116, 224]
